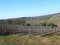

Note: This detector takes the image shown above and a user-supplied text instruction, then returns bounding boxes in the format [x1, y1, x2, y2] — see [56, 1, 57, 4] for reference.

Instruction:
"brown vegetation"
[0, 35, 60, 45]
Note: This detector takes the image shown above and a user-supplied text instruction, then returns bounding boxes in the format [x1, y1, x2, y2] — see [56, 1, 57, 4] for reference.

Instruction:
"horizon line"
[0, 12, 60, 20]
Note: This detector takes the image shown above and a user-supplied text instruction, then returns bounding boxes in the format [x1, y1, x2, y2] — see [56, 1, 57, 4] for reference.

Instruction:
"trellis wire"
[0, 24, 60, 35]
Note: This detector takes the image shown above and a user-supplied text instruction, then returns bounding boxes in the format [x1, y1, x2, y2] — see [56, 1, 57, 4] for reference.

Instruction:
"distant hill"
[0, 13, 60, 26]
[47, 13, 60, 27]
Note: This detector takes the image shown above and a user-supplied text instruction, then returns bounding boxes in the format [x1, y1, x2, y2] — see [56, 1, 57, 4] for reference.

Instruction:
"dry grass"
[0, 35, 60, 45]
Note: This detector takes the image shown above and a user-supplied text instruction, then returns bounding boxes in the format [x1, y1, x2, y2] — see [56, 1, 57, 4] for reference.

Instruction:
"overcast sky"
[0, 0, 60, 19]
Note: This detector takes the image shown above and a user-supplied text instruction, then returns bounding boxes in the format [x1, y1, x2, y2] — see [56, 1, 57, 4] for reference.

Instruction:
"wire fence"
[0, 24, 60, 35]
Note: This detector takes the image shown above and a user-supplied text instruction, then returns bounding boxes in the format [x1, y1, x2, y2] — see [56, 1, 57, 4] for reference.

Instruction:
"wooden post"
[55, 27, 57, 35]
[41, 27, 42, 35]
[28, 26, 30, 36]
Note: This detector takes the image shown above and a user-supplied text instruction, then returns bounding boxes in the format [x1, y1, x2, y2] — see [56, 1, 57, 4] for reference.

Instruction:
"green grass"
[0, 35, 60, 45]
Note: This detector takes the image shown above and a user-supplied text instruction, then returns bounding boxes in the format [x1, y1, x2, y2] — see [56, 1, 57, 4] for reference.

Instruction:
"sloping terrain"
[0, 13, 60, 26]
[47, 13, 60, 27]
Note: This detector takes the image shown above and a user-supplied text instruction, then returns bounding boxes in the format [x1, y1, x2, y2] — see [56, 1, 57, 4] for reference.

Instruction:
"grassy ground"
[0, 35, 60, 45]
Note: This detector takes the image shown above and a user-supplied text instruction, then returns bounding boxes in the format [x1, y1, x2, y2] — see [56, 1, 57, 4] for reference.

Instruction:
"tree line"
[0, 20, 57, 27]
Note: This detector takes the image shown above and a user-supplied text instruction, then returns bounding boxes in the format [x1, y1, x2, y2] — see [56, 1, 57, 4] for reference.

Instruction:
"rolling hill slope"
[47, 13, 60, 26]
[0, 13, 60, 26]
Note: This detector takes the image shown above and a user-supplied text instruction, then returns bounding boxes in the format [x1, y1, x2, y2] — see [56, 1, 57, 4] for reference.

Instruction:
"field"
[0, 35, 60, 45]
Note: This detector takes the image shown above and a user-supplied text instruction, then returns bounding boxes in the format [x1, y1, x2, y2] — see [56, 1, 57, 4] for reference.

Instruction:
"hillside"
[47, 13, 60, 27]
[0, 13, 60, 26]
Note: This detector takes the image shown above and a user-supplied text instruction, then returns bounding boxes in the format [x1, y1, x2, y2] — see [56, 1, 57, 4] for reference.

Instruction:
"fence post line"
[0, 24, 59, 36]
